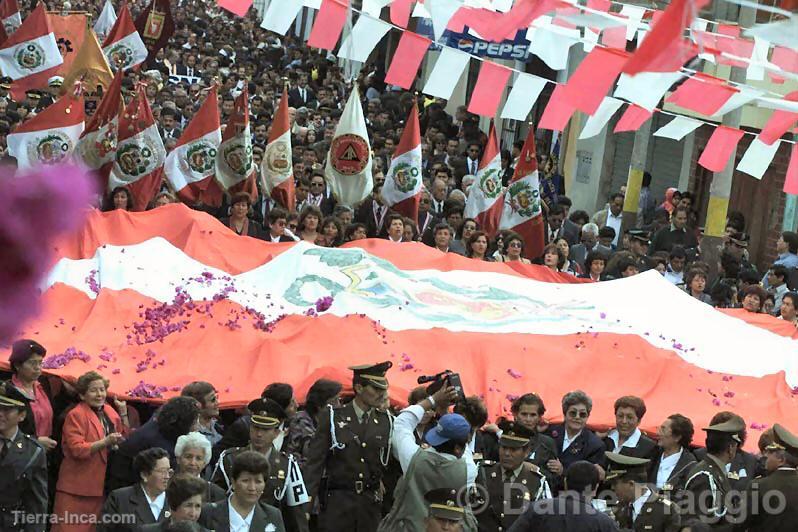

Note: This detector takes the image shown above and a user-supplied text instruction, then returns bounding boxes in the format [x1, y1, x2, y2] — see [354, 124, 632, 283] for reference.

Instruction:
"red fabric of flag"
[697, 126, 745, 172]
[467, 61, 512, 117]
[307, 0, 348, 51]
[390, 0, 413, 28]
[759, 91, 798, 146]
[217, 0, 252, 17]
[384, 31, 430, 90]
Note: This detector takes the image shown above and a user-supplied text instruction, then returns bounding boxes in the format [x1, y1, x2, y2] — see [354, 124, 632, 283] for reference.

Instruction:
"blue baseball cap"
[424, 414, 471, 447]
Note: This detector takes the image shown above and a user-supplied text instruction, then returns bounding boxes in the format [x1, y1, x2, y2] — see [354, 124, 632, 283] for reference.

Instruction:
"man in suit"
[682, 418, 745, 530]
[200, 451, 286, 532]
[474, 420, 551, 532]
[429, 178, 448, 217]
[570, 223, 612, 270]
[545, 204, 579, 246]
[464, 142, 481, 176]
[354, 182, 388, 238]
[0, 384, 47, 532]
[264, 208, 299, 243]
[288, 76, 316, 108]
[604, 453, 681, 531]
[100, 448, 171, 531]
[738, 423, 798, 531]
[174, 53, 199, 77]
[159, 108, 182, 141]
[603, 396, 657, 460]
[592, 193, 625, 247]
[417, 190, 436, 238]
[303, 173, 336, 217]
[304, 362, 394, 532]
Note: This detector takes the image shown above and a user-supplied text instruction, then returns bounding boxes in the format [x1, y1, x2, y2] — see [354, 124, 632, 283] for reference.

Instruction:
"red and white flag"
[109, 84, 166, 211]
[464, 122, 504, 237]
[0, 3, 63, 100]
[75, 69, 122, 184]
[381, 104, 422, 220]
[7, 91, 84, 169]
[102, 3, 148, 73]
[325, 86, 373, 206]
[165, 86, 224, 207]
[500, 128, 545, 259]
[261, 87, 294, 211]
[94, 0, 117, 43]
[216, 86, 257, 198]
[0, 0, 21, 36]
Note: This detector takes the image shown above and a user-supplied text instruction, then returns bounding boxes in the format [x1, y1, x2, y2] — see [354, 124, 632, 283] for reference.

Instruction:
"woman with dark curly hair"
[102, 186, 134, 212]
[284, 379, 342, 465]
[465, 230, 493, 261]
[496, 232, 531, 264]
[540, 242, 564, 271]
[319, 216, 343, 247]
[107, 397, 200, 491]
[297, 204, 323, 243]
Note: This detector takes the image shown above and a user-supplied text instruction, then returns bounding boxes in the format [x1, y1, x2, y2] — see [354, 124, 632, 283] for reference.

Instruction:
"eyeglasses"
[567, 410, 589, 419]
[288, 224, 298, 230]
[310, 182, 324, 188]
[508, 242, 522, 248]
[420, 199, 431, 204]
[153, 468, 174, 477]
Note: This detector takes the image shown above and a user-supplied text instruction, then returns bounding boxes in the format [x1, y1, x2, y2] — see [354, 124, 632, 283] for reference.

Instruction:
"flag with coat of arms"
[7, 90, 84, 169]
[261, 87, 294, 211]
[75, 69, 123, 183]
[325, 86, 372, 207]
[102, 3, 148, 73]
[0, 0, 21, 37]
[499, 128, 545, 259]
[381, 103, 422, 221]
[0, 3, 63, 100]
[165, 85, 224, 207]
[464, 122, 504, 238]
[109, 84, 166, 211]
[216, 85, 257, 198]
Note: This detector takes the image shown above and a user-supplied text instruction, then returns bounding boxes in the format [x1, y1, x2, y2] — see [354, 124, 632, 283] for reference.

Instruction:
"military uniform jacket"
[303, 401, 391, 503]
[738, 467, 798, 532]
[683, 456, 733, 530]
[476, 461, 549, 532]
[211, 446, 309, 532]
[613, 490, 681, 532]
[0, 429, 47, 532]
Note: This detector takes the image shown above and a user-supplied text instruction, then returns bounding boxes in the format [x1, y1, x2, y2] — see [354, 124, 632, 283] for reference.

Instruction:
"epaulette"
[480, 460, 497, 467]
[23, 432, 44, 449]
[659, 497, 674, 507]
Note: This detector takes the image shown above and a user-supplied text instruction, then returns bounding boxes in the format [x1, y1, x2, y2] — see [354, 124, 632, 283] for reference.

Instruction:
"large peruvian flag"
[216, 86, 257, 198]
[261, 87, 294, 211]
[7, 91, 84, 169]
[108, 84, 166, 211]
[500, 128, 545, 259]
[0, 3, 63, 100]
[102, 3, 148, 73]
[464, 122, 504, 237]
[382, 104, 422, 220]
[75, 69, 122, 184]
[5, 205, 797, 452]
[164, 86, 224, 207]
[0, 0, 21, 37]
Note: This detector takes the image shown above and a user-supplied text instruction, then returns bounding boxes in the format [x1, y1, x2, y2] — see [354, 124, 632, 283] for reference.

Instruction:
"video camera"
[417, 370, 466, 407]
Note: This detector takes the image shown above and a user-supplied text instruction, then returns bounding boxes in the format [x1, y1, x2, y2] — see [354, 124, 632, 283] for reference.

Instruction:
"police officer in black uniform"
[0, 382, 47, 532]
[474, 420, 551, 532]
[212, 398, 309, 532]
[605, 452, 681, 531]
[424, 488, 468, 532]
[304, 361, 393, 532]
[628, 230, 654, 273]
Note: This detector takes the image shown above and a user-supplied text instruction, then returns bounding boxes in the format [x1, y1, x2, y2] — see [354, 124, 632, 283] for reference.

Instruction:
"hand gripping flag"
[0, 3, 63, 100]
[216, 86, 257, 198]
[381, 103, 422, 221]
[109, 83, 166, 211]
[102, 3, 148, 73]
[165, 86, 224, 207]
[464, 121, 503, 237]
[261, 87, 294, 211]
[7, 90, 84, 169]
[75, 69, 122, 185]
[325, 85, 373, 207]
[499, 128, 545, 259]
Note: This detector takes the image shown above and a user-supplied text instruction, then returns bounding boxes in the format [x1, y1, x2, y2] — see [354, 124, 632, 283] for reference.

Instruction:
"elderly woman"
[545, 390, 606, 482]
[297, 205, 323, 243]
[648, 414, 696, 492]
[99, 447, 172, 531]
[52, 371, 129, 532]
[285, 379, 342, 465]
[496, 232, 531, 264]
[221, 192, 263, 238]
[603, 396, 657, 459]
[7, 339, 55, 449]
[175, 432, 226, 502]
[139, 475, 208, 531]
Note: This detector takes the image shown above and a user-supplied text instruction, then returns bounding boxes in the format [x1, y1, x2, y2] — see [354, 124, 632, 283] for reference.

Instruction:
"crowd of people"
[3, 342, 798, 532]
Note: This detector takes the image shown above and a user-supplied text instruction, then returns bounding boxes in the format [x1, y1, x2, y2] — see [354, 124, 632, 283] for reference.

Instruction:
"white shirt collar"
[563, 429, 582, 451]
[608, 428, 642, 450]
[632, 487, 651, 521]
[143, 487, 166, 521]
[655, 448, 683, 489]
[229, 495, 255, 532]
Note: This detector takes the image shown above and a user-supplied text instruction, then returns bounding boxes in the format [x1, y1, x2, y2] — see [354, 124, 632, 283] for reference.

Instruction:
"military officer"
[0, 382, 47, 532]
[682, 418, 744, 531]
[212, 398, 309, 532]
[628, 230, 654, 272]
[605, 452, 681, 531]
[474, 420, 551, 532]
[424, 488, 467, 532]
[737, 423, 798, 531]
[304, 361, 394, 532]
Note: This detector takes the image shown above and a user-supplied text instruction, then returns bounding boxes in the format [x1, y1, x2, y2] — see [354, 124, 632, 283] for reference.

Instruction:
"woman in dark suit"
[139, 474, 209, 531]
[175, 432, 227, 502]
[99, 447, 171, 531]
[221, 192, 264, 238]
[648, 413, 697, 494]
[199, 451, 285, 532]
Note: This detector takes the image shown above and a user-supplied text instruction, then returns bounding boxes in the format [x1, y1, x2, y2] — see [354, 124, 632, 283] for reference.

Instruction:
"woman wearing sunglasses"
[544, 390, 607, 490]
[495, 232, 532, 264]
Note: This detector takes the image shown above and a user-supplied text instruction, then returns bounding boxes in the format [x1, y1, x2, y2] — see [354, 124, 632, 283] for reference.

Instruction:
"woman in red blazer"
[52, 371, 130, 532]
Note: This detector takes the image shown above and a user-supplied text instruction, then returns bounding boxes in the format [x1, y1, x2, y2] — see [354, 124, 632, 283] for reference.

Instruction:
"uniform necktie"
[0, 437, 9, 460]
[504, 470, 513, 483]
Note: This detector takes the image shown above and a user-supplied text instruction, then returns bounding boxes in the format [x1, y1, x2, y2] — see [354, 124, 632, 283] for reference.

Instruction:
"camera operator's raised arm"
[392, 385, 458, 472]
